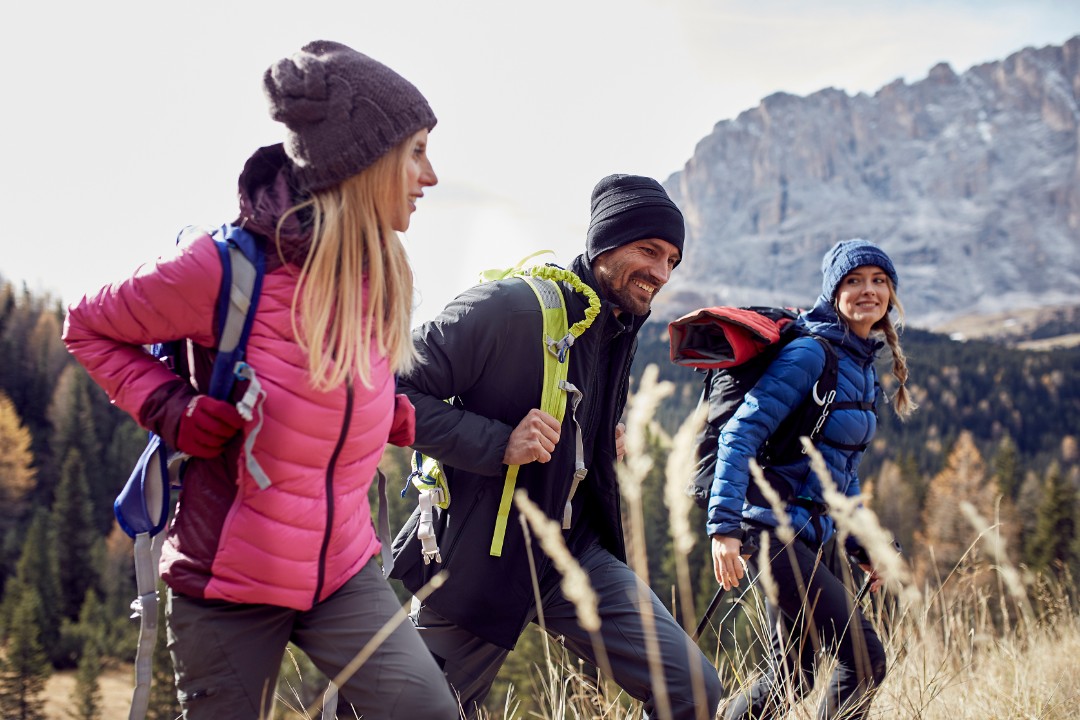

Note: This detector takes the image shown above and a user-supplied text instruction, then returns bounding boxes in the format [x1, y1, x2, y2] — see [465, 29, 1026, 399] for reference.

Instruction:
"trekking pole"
[693, 574, 759, 642]
[693, 586, 727, 642]
[853, 574, 873, 605]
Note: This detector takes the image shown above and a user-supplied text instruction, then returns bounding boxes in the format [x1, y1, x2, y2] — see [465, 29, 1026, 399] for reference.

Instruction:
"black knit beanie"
[586, 174, 685, 264]
[263, 40, 437, 194]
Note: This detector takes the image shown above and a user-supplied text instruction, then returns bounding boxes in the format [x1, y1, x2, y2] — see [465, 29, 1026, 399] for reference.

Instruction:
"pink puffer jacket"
[63, 230, 392, 610]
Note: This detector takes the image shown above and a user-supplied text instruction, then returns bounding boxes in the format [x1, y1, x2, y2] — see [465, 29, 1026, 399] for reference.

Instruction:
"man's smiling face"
[592, 238, 681, 316]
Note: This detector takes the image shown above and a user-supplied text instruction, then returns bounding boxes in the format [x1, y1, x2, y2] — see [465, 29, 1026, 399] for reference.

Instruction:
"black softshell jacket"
[390, 255, 644, 649]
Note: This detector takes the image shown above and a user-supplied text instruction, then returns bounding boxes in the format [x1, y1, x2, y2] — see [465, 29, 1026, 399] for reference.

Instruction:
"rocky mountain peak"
[657, 35, 1080, 329]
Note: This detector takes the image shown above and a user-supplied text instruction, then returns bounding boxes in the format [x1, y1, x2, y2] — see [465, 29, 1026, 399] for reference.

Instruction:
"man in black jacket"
[391, 174, 723, 719]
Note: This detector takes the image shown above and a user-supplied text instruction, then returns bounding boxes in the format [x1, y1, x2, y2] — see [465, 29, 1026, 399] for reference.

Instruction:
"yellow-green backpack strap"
[490, 275, 573, 556]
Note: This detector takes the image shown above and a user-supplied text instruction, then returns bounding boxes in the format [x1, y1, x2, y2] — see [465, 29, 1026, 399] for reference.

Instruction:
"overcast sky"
[2, 0, 1077, 324]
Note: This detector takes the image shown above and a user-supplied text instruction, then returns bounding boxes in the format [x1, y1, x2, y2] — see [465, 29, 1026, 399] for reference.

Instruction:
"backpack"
[116, 223, 267, 720]
[668, 306, 841, 509]
[402, 253, 600, 564]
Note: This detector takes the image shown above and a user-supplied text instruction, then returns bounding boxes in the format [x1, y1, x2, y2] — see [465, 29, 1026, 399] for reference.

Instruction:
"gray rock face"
[658, 36, 1080, 329]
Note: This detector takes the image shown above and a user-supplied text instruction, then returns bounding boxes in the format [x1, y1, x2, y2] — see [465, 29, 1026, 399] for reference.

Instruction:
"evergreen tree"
[47, 367, 110, 529]
[1069, 478, 1080, 584]
[100, 524, 139, 661]
[1025, 462, 1079, 574]
[51, 448, 102, 622]
[69, 590, 105, 720]
[1015, 469, 1043, 543]
[0, 585, 50, 720]
[897, 451, 926, 512]
[15, 306, 71, 487]
[992, 434, 1021, 500]
[0, 510, 61, 659]
[0, 281, 14, 343]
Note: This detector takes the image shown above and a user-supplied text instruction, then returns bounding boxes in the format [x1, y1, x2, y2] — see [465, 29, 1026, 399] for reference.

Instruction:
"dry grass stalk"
[663, 402, 713, 719]
[755, 531, 779, 607]
[747, 458, 818, 653]
[803, 438, 918, 605]
[513, 488, 615, 703]
[958, 500, 1034, 627]
[617, 363, 676, 720]
[621, 364, 674, 503]
[664, 402, 705, 560]
[517, 512, 556, 675]
[748, 458, 794, 545]
[514, 490, 601, 633]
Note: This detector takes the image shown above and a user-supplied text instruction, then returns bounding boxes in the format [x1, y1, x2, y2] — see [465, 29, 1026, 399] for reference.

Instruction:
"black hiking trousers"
[722, 530, 886, 720]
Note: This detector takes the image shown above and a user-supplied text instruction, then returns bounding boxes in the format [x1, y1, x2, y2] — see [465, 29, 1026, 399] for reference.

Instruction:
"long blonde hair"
[872, 282, 917, 420]
[278, 142, 417, 391]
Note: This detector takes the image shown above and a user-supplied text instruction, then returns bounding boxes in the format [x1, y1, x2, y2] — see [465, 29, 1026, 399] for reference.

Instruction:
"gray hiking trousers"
[410, 542, 723, 719]
[167, 557, 458, 719]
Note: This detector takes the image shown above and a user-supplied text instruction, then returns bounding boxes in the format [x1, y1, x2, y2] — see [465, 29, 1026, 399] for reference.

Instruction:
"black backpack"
[668, 306, 840, 509]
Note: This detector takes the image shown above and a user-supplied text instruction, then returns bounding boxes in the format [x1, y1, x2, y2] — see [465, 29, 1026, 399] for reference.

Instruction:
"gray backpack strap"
[219, 242, 257, 353]
[128, 531, 164, 720]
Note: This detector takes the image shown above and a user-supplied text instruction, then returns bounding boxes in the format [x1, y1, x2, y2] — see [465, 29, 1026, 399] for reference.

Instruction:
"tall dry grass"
[56, 363, 1076, 719]
[469, 363, 1080, 720]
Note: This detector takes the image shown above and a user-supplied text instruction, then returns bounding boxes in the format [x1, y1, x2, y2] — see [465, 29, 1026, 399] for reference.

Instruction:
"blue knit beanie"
[821, 239, 898, 299]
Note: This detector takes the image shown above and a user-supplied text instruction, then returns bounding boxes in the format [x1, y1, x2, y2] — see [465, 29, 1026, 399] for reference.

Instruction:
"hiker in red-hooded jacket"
[62, 41, 457, 720]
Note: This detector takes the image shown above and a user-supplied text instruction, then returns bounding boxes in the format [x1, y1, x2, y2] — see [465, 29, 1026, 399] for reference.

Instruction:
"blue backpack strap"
[208, 223, 265, 400]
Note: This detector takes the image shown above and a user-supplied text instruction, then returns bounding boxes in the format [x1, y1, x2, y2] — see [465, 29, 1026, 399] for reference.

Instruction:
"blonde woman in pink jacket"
[63, 40, 458, 719]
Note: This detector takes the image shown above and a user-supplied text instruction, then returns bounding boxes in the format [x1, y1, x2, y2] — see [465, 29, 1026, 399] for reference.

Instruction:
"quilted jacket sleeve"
[62, 232, 223, 438]
[706, 337, 827, 537]
[399, 281, 532, 477]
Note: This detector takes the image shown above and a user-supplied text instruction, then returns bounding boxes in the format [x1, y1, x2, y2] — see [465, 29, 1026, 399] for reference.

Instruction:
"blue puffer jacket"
[705, 295, 883, 548]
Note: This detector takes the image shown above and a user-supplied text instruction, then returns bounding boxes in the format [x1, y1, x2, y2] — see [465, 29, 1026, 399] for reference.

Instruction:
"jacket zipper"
[313, 379, 354, 605]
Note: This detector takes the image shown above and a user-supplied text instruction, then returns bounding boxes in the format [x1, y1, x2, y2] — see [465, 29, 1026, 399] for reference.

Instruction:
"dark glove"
[388, 394, 415, 447]
[176, 395, 245, 458]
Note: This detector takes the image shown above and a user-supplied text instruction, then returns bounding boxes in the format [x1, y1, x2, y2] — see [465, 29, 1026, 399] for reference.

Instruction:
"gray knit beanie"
[586, 174, 685, 265]
[263, 40, 437, 194]
[820, 238, 899, 299]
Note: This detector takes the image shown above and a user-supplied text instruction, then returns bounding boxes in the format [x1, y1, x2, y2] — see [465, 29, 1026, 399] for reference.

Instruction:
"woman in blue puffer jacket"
[708, 239, 916, 720]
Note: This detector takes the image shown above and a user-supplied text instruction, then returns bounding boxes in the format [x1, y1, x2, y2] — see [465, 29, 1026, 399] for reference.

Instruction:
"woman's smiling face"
[835, 265, 891, 338]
